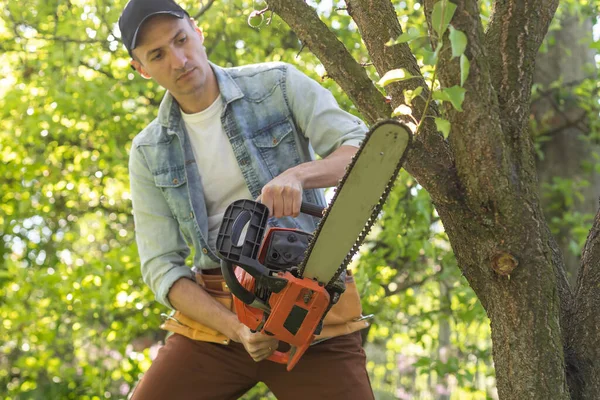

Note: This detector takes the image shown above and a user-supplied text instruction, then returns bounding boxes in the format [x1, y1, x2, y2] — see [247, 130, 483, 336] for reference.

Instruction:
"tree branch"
[346, 0, 430, 114]
[193, 0, 217, 20]
[345, 0, 464, 209]
[79, 61, 116, 80]
[263, 0, 391, 124]
[263, 0, 465, 213]
[536, 107, 588, 139]
[422, 0, 525, 216]
[485, 0, 560, 152]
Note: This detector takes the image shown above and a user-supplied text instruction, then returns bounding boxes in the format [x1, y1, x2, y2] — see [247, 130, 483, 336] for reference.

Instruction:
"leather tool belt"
[160, 267, 371, 344]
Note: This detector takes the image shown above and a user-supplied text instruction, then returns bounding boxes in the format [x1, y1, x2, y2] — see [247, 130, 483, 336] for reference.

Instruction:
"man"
[120, 0, 374, 398]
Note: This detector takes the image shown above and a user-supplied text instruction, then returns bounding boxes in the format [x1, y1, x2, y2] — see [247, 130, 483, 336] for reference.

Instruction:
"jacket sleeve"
[284, 64, 368, 156]
[129, 142, 195, 309]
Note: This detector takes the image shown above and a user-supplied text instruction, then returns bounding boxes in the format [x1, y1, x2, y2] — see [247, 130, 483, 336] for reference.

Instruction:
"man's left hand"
[258, 170, 303, 218]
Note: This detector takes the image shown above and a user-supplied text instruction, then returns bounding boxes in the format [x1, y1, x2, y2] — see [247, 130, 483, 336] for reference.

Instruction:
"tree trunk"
[570, 208, 600, 398]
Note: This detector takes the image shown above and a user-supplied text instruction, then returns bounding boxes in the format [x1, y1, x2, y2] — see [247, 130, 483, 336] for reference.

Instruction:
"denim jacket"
[129, 62, 368, 308]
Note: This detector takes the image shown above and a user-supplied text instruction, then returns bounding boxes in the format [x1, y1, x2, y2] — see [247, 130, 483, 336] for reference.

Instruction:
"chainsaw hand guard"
[216, 200, 288, 308]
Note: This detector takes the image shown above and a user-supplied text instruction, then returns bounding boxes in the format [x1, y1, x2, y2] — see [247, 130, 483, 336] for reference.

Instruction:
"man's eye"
[179, 35, 187, 43]
[152, 53, 163, 61]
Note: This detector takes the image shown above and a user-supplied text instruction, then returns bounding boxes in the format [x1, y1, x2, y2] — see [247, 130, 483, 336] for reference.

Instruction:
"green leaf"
[377, 69, 414, 87]
[386, 28, 423, 46]
[414, 356, 433, 368]
[460, 54, 470, 86]
[432, 0, 457, 38]
[422, 42, 443, 66]
[434, 117, 451, 138]
[422, 50, 437, 66]
[433, 86, 466, 111]
[448, 26, 467, 58]
[392, 104, 413, 117]
[404, 86, 424, 105]
[444, 86, 466, 111]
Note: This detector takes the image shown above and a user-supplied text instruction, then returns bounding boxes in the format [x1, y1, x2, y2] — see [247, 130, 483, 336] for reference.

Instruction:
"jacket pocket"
[251, 120, 300, 177]
[153, 167, 194, 223]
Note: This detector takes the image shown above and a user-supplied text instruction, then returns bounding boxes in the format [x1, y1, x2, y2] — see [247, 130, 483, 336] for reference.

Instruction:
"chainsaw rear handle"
[221, 259, 256, 306]
[221, 260, 275, 312]
[268, 350, 289, 365]
[268, 344, 310, 371]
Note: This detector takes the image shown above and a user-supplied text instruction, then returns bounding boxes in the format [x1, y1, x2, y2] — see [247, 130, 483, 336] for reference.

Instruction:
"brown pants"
[131, 331, 374, 400]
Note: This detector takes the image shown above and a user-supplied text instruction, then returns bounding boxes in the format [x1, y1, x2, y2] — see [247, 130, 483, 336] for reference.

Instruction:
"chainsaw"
[215, 119, 412, 371]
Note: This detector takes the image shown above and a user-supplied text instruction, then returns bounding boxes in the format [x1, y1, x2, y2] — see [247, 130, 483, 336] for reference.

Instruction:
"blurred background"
[1, 0, 598, 398]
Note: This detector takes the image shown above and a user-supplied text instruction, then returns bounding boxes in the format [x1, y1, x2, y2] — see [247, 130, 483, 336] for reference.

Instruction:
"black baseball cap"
[118, 0, 189, 56]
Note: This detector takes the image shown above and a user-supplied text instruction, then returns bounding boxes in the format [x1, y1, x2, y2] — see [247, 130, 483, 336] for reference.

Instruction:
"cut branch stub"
[491, 252, 519, 276]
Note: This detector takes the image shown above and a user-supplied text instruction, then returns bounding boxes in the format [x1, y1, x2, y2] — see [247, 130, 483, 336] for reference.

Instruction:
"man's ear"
[190, 18, 204, 43]
[130, 59, 151, 79]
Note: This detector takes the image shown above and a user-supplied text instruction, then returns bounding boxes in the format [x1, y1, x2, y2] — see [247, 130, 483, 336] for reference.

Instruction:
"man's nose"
[171, 48, 188, 70]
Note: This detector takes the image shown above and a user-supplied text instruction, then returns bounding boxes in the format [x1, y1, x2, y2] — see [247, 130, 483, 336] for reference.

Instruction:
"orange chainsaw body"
[232, 227, 331, 371]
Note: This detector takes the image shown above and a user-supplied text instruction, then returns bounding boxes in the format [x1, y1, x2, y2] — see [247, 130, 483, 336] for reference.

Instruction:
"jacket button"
[272, 138, 278, 145]
[172, 178, 179, 184]
[202, 248, 208, 254]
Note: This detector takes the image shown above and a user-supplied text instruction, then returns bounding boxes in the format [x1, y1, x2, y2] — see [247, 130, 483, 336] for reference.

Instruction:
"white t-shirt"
[181, 97, 253, 250]
[181, 95, 361, 251]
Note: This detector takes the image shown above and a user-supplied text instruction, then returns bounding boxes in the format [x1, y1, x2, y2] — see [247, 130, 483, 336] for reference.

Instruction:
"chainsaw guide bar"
[299, 120, 412, 287]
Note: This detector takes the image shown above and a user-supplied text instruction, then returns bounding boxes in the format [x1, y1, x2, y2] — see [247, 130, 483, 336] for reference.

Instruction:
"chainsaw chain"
[298, 120, 412, 287]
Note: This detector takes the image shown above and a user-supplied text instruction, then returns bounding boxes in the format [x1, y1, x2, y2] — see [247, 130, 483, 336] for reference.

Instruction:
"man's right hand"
[233, 324, 279, 362]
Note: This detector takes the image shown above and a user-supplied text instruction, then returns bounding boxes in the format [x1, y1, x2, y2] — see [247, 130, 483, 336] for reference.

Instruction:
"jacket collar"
[157, 62, 244, 132]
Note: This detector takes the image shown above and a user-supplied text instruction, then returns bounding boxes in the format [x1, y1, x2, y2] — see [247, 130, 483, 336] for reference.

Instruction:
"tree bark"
[571, 206, 600, 398]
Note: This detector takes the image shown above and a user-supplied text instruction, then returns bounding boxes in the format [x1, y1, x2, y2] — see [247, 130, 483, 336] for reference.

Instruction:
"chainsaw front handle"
[299, 202, 325, 218]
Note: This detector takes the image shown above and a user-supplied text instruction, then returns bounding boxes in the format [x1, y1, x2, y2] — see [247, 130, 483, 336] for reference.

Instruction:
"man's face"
[131, 15, 210, 97]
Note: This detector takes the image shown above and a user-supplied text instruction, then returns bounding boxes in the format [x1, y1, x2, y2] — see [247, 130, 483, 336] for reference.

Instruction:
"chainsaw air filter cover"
[264, 231, 312, 271]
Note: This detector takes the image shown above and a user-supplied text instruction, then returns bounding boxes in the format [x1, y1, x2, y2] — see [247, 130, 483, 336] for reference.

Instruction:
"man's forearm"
[167, 277, 242, 342]
[288, 145, 359, 189]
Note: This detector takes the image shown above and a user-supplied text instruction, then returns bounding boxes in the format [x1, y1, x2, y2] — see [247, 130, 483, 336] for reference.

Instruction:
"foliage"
[1, 0, 160, 396]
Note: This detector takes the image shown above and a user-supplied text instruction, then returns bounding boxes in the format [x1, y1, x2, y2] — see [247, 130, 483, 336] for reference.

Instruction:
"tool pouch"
[160, 269, 370, 343]
[317, 270, 371, 340]
[159, 268, 233, 344]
